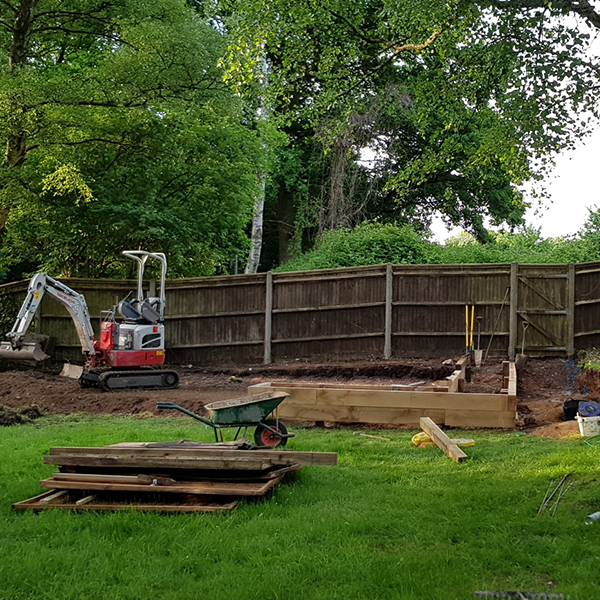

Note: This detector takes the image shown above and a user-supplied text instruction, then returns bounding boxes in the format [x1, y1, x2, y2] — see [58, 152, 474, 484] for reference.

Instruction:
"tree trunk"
[277, 187, 295, 264]
[245, 173, 266, 274]
[4, 0, 38, 168]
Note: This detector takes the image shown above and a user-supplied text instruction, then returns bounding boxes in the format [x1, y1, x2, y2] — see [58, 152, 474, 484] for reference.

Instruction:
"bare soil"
[0, 357, 587, 438]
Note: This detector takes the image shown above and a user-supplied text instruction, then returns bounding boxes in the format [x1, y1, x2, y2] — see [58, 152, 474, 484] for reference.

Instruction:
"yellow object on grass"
[411, 431, 476, 448]
[411, 432, 431, 446]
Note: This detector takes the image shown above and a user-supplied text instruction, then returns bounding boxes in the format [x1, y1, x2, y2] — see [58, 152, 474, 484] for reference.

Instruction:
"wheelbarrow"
[157, 391, 294, 447]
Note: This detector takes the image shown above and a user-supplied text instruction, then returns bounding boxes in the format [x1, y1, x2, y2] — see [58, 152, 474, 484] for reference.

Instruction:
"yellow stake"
[465, 305, 469, 352]
[470, 305, 475, 350]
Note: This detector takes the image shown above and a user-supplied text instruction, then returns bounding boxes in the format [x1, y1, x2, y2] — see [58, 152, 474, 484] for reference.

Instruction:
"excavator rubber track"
[81, 369, 179, 392]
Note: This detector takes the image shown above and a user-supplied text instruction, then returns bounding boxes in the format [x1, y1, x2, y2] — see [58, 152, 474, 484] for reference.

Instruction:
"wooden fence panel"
[515, 265, 569, 356]
[270, 266, 386, 361]
[574, 262, 600, 352]
[2, 261, 600, 365]
[392, 264, 511, 357]
[165, 275, 267, 365]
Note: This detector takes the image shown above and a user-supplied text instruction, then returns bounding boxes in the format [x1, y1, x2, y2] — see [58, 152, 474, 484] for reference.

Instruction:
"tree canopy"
[223, 0, 599, 259]
[0, 0, 598, 280]
[0, 0, 264, 279]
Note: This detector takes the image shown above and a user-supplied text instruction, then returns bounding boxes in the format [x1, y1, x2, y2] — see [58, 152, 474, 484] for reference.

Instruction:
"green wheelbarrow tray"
[156, 391, 294, 446]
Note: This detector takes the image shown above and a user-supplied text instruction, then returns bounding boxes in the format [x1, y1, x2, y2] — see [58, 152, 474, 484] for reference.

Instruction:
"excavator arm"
[0, 273, 96, 361]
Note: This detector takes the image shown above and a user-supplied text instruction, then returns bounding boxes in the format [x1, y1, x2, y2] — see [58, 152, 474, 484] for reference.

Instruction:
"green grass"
[1, 416, 600, 600]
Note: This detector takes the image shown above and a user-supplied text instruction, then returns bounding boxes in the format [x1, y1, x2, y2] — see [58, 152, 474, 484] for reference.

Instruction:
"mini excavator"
[0, 250, 179, 392]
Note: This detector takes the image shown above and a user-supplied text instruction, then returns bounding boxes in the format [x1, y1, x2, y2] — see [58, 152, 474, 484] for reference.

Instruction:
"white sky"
[431, 127, 600, 242]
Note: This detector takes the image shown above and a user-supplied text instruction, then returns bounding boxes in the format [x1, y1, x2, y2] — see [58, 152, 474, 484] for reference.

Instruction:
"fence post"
[384, 263, 393, 359]
[508, 262, 518, 360]
[264, 271, 273, 364]
[567, 263, 575, 357]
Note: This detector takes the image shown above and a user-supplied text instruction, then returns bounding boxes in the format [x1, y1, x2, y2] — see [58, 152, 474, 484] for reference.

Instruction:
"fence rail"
[1, 261, 600, 365]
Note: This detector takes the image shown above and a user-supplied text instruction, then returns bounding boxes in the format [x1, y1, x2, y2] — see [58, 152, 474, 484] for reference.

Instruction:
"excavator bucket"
[0, 341, 49, 362]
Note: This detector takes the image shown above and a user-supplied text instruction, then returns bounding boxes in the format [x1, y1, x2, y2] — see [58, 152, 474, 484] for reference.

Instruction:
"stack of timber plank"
[13, 442, 338, 514]
[249, 358, 517, 429]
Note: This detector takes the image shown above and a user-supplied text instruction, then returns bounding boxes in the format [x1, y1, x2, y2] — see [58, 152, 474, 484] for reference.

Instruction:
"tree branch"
[331, 28, 443, 101]
[485, 0, 600, 29]
[31, 25, 126, 45]
[327, 9, 398, 47]
[0, 17, 14, 31]
[44, 138, 141, 148]
[0, 0, 16, 14]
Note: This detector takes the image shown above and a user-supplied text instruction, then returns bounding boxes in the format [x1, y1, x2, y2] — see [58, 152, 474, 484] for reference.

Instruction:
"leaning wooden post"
[264, 271, 273, 364]
[420, 417, 468, 463]
[567, 263, 575, 358]
[508, 262, 518, 361]
[384, 263, 393, 360]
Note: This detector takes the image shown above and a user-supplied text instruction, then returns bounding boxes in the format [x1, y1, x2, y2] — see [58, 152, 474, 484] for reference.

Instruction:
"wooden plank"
[567, 262, 575, 357]
[272, 332, 383, 344]
[420, 417, 468, 463]
[48, 447, 338, 467]
[13, 491, 239, 513]
[75, 495, 96, 506]
[45, 455, 273, 471]
[444, 409, 515, 428]
[51, 472, 176, 486]
[251, 381, 440, 392]
[279, 403, 446, 426]
[38, 490, 68, 504]
[273, 301, 385, 314]
[264, 271, 273, 364]
[39, 477, 281, 497]
[509, 262, 518, 360]
[384, 263, 393, 360]
[507, 362, 517, 400]
[253, 384, 510, 412]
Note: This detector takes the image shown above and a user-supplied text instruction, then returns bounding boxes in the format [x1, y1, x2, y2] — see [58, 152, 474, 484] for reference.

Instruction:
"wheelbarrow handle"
[156, 402, 213, 426]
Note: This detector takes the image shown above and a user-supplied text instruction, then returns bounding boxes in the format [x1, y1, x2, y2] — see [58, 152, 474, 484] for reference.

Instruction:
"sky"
[431, 126, 600, 242]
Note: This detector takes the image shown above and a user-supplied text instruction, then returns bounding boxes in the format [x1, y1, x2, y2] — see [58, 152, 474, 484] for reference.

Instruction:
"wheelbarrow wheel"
[254, 420, 288, 448]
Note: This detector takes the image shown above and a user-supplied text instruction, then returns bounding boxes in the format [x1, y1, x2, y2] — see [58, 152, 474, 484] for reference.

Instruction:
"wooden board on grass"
[48, 446, 338, 466]
[39, 476, 282, 496]
[45, 454, 273, 471]
[13, 490, 239, 513]
[420, 417, 468, 463]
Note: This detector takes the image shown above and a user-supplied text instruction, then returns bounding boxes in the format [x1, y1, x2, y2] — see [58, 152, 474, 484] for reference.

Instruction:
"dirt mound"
[0, 357, 579, 436]
[0, 404, 44, 426]
[220, 362, 455, 381]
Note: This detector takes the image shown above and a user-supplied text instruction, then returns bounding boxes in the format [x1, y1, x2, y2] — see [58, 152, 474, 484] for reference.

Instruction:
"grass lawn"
[1, 415, 600, 600]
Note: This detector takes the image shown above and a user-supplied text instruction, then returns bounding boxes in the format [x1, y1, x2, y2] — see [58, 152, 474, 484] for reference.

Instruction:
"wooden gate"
[511, 264, 573, 357]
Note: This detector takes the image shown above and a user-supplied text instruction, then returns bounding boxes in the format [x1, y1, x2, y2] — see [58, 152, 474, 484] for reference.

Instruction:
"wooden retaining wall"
[1, 261, 600, 365]
[248, 360, 517, 429]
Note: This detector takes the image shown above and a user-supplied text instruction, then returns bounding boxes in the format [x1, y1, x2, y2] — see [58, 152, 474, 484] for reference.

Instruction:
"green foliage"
[223, 0, 599, 258]
[2, 417, 600, 599]
[276, 222, 431, 271]
[576, 208, 600, 263]
[277, 223, 590, 271]
[433, 228, 587, 265]
[0, 0, 265, 278]
[578, 349, 600, 373]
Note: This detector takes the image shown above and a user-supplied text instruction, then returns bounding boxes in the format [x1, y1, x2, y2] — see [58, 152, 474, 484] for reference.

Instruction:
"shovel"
[515, 321, 529, 369]
[474, 316, 484, 367]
